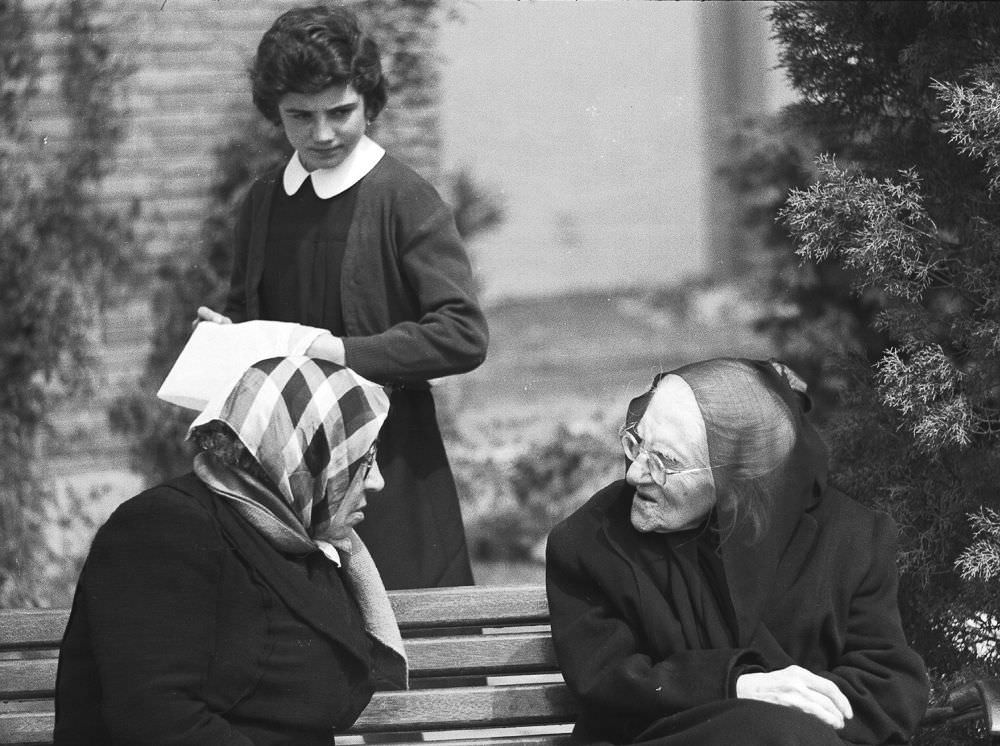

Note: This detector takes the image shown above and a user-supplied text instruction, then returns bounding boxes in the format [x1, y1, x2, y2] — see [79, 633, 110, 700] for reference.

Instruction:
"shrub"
[457, 425, 621, 562]
[727, 4, 1000, 719]
[0, 0, 136, 606]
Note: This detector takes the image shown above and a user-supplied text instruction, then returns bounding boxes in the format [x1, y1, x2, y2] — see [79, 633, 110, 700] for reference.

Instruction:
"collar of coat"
[283, 136, 385, 199]
[598, 478, 822, 649]
[165, 474, 376, 677]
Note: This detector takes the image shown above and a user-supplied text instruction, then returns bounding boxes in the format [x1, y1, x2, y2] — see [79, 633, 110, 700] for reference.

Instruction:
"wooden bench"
[1, 585, 998, 745]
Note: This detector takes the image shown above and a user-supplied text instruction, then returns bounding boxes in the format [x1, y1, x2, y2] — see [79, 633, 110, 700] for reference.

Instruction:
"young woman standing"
[198, 4, 488, 589]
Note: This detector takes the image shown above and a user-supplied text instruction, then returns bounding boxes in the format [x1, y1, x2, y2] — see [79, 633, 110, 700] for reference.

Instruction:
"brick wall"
[21, 0, 445, 482]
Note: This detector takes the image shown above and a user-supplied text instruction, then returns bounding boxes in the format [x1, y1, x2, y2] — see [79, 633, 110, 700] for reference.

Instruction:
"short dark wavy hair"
[250, 4, 388, 126]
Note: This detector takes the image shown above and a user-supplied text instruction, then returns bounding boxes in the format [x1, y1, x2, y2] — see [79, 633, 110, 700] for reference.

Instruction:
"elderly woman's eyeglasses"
[619, 428, 712, 484]
[360, 442, 378, 477]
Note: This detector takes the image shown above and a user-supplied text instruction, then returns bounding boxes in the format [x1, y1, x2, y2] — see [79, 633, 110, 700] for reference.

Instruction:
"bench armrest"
[922, 678, 1000, 737]
[959, 679, 1000, 736]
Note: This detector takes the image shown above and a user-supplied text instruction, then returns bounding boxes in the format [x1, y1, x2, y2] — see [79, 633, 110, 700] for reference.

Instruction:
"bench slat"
[390, 586, 550, 629]
[0, 658, 57, 699]
[342, 732, 572, 745]
[0, 586, 550, 651]
[407, 632, 557, 676]
[0, 611, 67, 651]
[349, 683, 576, 733]
[0, 633, 559, 700]
[0, 685, 576, 744]
[0, 711, 52, 746]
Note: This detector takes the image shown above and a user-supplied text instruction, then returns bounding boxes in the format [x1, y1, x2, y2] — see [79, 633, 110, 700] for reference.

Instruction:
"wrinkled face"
[627, 375, 717, 533]
[326, 452, 384, 540]
[278, 83, 368, 171]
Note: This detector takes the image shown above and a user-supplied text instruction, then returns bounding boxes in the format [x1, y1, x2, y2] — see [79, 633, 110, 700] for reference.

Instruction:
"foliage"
[730, 2, 1000, 709]
[109, 112, 290, 483]
[0, 0, 136, 606]
[727, 2, 1000, 402]
[447, 166, 504, 241]
[457, 425, 620, 562]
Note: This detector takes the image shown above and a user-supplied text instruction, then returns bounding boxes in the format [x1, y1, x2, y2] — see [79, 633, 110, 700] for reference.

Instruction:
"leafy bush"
[725, 5, 1000, 728]
[457, 425, 621, 562]
[108, 112, 290, 483]
[0, 0, 136, 606]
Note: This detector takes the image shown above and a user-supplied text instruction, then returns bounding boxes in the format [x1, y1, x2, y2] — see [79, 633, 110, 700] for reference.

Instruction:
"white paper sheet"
[156, 320, 323, 411]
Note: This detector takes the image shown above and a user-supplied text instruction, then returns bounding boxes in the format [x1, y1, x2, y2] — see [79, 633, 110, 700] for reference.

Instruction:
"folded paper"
[156, 320, 327, 412]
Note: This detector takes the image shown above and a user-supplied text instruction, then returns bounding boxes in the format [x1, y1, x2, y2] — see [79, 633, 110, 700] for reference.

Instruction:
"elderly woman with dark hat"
[55, 356, 406, 745]
[545, 358, 928, 745]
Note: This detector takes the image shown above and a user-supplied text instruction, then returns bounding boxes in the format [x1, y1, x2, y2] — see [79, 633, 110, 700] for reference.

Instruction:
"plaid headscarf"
[190, 356, 390, 548]
[190, 356, 407, 689]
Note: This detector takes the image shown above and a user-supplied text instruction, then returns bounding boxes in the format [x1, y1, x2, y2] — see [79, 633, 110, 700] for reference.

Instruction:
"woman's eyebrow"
[282, 101, 359, 115]
[656, 447, 683, 464]
[647, 437, 686, 464]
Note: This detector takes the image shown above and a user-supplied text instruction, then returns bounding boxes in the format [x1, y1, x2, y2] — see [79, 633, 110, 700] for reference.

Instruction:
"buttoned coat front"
[224, 153, 488, 386]
[222, 153, 488, 589]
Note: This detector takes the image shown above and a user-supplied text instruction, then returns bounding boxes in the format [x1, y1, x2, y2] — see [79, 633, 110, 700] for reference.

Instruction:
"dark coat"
[224, 152, 488, 386]
[55, 473, 375, 745]
[545, 480, 929, 745]
[222, 153, 485, 589]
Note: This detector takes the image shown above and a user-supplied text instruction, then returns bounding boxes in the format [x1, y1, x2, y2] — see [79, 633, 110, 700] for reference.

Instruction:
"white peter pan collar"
[283, 135, 386, 199]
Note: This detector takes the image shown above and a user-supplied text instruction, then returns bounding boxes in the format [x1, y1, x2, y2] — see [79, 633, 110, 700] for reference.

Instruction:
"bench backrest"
[0, 585, 576, 745]
[9, 584, 992, 744]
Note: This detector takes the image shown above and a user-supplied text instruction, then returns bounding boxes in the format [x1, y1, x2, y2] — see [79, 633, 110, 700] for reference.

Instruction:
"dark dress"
[226, 155, 488, 589]
[54, 474, 375, 745]
[633, 523, 737, 653]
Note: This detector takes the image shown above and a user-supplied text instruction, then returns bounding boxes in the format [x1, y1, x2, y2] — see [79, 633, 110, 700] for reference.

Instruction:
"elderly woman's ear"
[767, 358, 812, 412]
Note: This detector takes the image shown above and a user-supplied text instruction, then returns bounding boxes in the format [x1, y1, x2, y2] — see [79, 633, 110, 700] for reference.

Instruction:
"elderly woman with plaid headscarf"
[55, 357, 406, 745]
[545, 358, 929, 746]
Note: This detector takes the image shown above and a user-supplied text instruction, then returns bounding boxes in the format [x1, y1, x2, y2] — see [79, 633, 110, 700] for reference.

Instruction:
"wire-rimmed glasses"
[359, 441, 379, 478]
[620, 428, 712, 484]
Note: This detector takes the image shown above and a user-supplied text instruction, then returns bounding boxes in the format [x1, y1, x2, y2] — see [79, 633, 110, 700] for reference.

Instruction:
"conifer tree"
[735, 4, 1000, 708]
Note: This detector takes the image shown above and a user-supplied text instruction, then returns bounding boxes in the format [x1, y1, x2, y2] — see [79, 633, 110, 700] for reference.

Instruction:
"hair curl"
[189, 421, 277, 490]
[250, 4, 387, 125]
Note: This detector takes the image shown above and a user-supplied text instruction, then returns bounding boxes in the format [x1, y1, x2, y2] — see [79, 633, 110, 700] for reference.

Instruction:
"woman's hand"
[306, 333, 347, 366]
[193, 306, 232, 329]
[736, 665, 853, 730]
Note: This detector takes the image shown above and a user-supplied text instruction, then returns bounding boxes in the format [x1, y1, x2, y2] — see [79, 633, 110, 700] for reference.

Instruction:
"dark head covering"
[625, 358, 827, 542]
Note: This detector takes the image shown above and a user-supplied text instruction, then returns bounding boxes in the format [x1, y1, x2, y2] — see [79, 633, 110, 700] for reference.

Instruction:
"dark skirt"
[578, 700, 847, 746]
[355, 387, 474, 590]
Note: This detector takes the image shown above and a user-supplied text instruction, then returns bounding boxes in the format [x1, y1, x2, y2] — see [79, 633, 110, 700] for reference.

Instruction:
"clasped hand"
[736, 665, 853, 730]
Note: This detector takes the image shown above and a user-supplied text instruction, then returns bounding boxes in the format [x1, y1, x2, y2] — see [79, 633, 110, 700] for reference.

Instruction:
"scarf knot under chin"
[194, 451, 408, 690]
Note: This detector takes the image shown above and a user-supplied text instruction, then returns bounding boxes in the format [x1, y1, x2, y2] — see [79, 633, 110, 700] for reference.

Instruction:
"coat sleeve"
[545, 520, 762, 724]
[341, 201, 489, 384]
[80, 491, 255, 745]
[820, 513, 929, 744]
